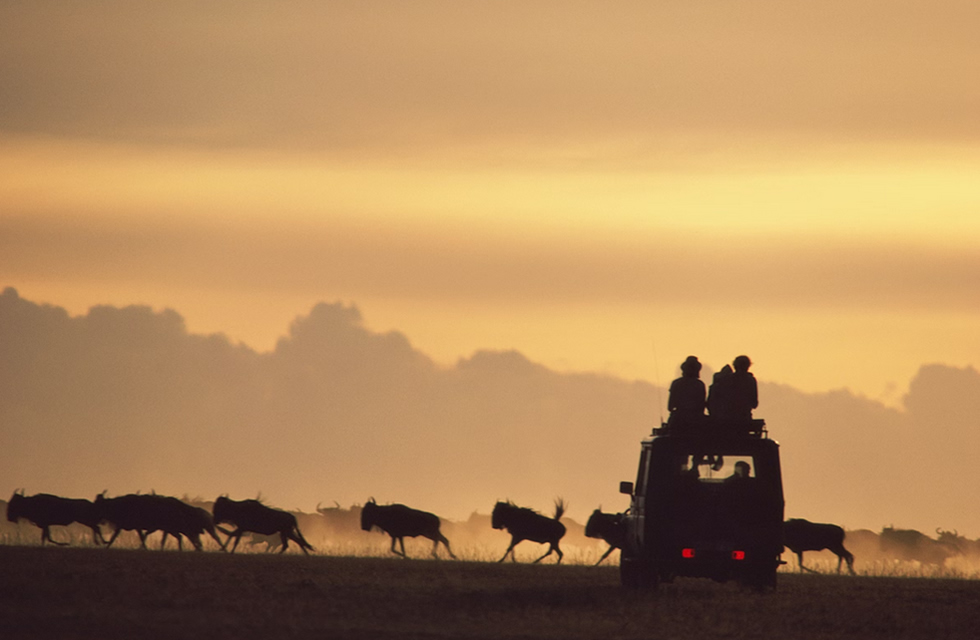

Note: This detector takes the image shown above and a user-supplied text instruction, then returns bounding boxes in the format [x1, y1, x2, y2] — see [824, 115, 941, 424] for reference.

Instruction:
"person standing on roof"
[707, 364, 734, 421]
[667, 356, 706, 430]
[730, 355, 758, 426]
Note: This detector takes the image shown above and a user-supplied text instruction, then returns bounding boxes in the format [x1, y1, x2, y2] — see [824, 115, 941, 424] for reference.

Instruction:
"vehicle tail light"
[731, 550, 746, 560]
[681, 548, 696, 558]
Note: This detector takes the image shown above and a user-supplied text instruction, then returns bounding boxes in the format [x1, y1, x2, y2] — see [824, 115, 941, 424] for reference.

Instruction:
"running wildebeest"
[158, 502, 226, 552]
[6, 490, 104, 546]
[95, 493, 157, 548]
[95, 493, 225, 551]
[879, 526, 958, 566]
[783, 518, 855, 575]
[212, 496, 314, 555]
[584, 508, 626, 566]
[492, 499, 566, 564]
[360, 499, 456, 559]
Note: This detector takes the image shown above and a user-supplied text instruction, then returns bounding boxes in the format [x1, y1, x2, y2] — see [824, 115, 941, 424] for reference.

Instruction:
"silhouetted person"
[730, 355, 758, 430]
[706, 364, 734, 420]
[667, 356, 706, 431]
[726, 460, 751, 482]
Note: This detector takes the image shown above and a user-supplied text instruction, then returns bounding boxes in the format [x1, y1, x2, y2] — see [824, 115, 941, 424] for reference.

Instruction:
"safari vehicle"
[618, 420, 784, 590]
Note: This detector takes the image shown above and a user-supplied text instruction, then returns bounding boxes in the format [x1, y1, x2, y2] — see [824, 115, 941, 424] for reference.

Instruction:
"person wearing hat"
[667, 356, 706, 431]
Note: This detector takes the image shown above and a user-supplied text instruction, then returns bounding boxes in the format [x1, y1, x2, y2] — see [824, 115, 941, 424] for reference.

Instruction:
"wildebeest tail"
[553, 498, 566, 521]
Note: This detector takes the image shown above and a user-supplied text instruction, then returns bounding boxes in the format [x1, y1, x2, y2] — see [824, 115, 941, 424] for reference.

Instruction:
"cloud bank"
[2, 287, 978, 532]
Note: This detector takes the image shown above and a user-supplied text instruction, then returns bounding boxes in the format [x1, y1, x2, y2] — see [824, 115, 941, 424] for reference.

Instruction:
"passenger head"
[734, 461, 751, 478]
[680, 355, 702, 377]
[733, 355, 752, 372]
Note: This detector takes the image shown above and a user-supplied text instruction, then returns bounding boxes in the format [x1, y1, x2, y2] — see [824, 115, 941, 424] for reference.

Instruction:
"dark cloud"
[1, 1, 978, 154]
[1, 287, 978, 530]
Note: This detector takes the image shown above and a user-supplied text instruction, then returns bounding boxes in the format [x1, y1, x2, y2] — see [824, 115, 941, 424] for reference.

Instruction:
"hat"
[680, 355, 702, 374]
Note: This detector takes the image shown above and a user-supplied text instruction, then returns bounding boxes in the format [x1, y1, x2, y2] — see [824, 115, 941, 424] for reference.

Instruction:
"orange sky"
[2, 1, 979, 404]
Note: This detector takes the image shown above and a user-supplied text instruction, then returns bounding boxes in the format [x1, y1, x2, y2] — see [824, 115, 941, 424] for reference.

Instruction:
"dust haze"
[1, 288, 977, 534]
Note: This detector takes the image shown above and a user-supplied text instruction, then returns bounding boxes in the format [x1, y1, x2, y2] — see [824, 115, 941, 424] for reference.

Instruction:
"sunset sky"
[3, 1, 979, 406]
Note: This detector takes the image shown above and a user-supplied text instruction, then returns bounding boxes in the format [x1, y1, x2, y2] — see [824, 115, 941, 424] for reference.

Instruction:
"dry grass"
[3, 545, 980, 639]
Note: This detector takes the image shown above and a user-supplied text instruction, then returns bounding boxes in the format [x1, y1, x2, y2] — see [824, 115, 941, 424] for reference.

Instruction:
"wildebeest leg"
[498, 538, 520, 563]
[137, 530, 149, 549]
[227, 530, 244, 553]
[41, 526, 69, 547]
[532, 545, 555, 564]
[287, 530, 312, 555]
[208, 528, 228, 551]
[431, 533, 456, 559]
[89, 525, 105, 546]
[279, 531, 290, 554]
[595, 544, 617, 566]
[829, 543, 856, 575]
[796, 550, 817, 573]
[104, 526, 123, 549]
[388, 535, 407, 558]
[399, 537, 407, 558]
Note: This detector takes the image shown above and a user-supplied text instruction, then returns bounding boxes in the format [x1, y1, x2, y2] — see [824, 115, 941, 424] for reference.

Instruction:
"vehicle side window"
[679, 454, 755, 482]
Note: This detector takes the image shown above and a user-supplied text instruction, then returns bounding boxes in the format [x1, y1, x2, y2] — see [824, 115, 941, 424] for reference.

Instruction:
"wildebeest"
[492, 499, 566, 564]
[317, 501, 364, 538]
[96, 493, 225, 551]
[159, 503, 226, 552]
[212, 496, 314, 555]
[783, 518, 855, 575]
[360, 499, 456, 559]
[6, 491, 104, 546]
[934, 528, 975, 556]
[584, 508, 626, 566]
[879, 526, 958, 566]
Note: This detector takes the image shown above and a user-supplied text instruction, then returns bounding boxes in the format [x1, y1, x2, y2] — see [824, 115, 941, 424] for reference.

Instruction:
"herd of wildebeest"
[5, 490, 980, 574]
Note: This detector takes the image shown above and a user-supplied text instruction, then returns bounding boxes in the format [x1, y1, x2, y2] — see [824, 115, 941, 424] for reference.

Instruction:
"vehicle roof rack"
[652, 418, 768, 439]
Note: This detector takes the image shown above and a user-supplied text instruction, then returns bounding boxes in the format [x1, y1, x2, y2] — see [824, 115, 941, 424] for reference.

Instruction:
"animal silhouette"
[6, 491, 104, 546]
[879, 526, 958, 566]
[783, 518, 855, 574]
[584, 508, 626, 566]
[212, 496, 314, 555]
[95, 493, 225, 551]
[360, 499, 456, 559]
[491, 499, 566, 564]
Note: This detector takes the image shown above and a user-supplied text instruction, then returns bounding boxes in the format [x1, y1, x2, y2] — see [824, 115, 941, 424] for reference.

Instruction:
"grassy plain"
[2, 545, 980, 640]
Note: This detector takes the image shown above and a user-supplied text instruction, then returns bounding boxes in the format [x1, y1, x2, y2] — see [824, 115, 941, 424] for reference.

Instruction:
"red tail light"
[681, 548, 696, 558]
[731, 550, 746, 560]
